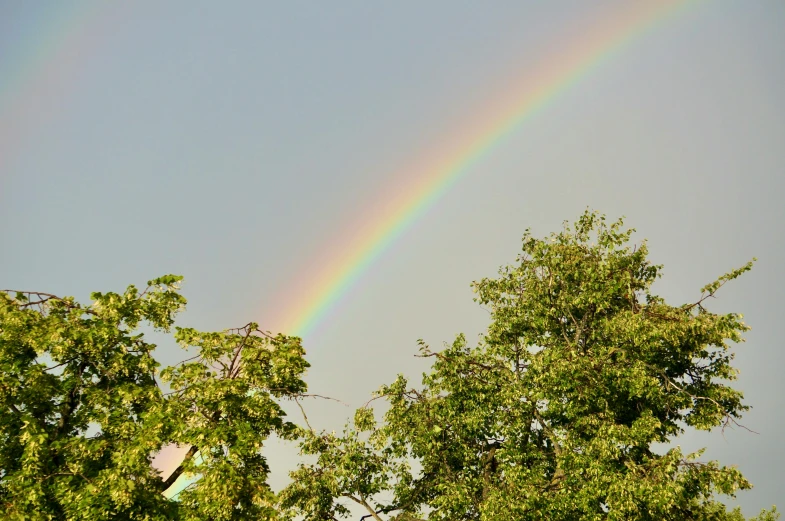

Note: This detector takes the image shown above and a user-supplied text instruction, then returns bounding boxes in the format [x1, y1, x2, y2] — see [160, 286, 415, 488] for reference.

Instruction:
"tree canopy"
[0, 276, 308, 520]
[279, 211, 774, 521]
[0, 210, 777, 520]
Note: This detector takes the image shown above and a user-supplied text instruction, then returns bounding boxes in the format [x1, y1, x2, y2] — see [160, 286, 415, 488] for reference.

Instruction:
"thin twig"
[294, 396, 313, 433]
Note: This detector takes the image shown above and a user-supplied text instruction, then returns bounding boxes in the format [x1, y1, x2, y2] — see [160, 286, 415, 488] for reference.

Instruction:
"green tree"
[1, 211, 777, 520]
[0, 275, 308, 520]
[280, 210, 777, 521]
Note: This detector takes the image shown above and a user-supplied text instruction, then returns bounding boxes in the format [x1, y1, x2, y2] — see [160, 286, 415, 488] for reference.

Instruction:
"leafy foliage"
[279, 210, 775, 521]
[0, 210, 777, 520]
[0, 276, 307, 520]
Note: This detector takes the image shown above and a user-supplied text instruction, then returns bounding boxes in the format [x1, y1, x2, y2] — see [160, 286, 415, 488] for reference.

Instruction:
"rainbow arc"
[0, 0, 701, 499]
[267, 0, 697, 339]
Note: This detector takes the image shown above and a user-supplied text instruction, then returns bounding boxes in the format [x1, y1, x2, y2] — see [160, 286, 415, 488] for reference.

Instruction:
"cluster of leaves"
[278, 211, 777, 521]
[0, 210, 778, 520]
[0, 276, 308, 520]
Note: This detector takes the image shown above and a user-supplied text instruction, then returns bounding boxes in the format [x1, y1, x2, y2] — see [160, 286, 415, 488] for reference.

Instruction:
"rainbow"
[266, 0, 699, 339]
[2, 0, 700, 500]
[166, 0, 699, 496]
[0, 4, 123, 173]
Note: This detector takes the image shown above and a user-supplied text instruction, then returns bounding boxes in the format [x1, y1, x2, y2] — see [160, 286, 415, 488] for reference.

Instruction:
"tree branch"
[56, 362, 88, 436]
[348, 494, 384, 521]
[1, 290, 97, 315]
[160, 445, 199, 491]
[532, 408, 566, 489]
[482, 443, 500, 501]
[655, 368, 758, 435]
[294, 397, 313, 433]
[227, 325, 254, 379]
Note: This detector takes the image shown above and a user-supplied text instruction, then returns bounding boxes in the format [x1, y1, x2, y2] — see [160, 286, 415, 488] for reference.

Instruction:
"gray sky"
[1, 0, 783, 514]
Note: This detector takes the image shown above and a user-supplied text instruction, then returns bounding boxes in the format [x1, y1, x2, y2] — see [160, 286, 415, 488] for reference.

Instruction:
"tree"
[0, 275, 308, 520]
[279, 210, 778, 521]
[1, 211, 778, 520]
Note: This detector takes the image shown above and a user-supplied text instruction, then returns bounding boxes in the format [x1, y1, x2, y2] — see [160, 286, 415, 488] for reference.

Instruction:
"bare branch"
[274, 392, 349, 407]
[347, 495, 384, 521]
[227, 325, 254, 380]
[160, 445, 199, 491]
[294, 396, 314, 433]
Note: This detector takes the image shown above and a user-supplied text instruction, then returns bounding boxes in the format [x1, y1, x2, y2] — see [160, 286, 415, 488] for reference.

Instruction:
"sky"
[1, 0, 783, 515]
